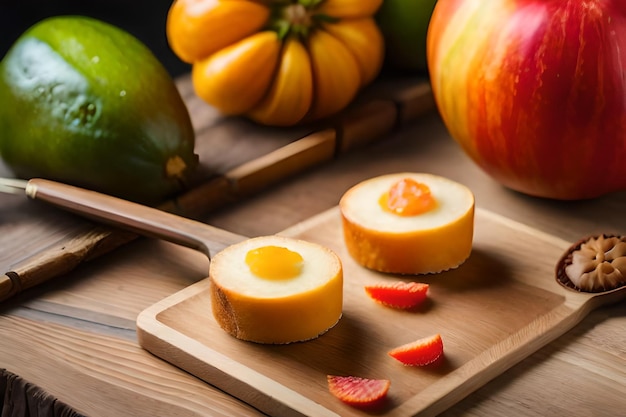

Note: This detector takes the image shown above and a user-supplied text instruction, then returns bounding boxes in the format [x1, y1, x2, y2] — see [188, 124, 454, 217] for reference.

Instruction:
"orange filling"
[245, 245, 304, 280]
[379, 178, 437, 216]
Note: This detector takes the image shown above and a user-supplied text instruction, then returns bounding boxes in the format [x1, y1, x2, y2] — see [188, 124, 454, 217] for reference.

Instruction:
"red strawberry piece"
[327, 375, 390, 407]
[365, 281, 429, 309]
[388, 333, 444, 366]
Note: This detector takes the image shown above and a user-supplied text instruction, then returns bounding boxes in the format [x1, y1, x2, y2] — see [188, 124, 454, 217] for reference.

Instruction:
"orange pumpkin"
[167, 0, 384, 126]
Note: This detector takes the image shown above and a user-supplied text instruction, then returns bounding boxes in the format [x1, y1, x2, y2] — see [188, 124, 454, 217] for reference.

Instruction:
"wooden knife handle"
[0, 179, 245, 302]
[25, 179, 240, 259]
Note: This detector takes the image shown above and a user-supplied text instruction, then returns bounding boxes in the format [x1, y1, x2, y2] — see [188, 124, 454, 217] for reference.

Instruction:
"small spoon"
[554, 235, 626, 311]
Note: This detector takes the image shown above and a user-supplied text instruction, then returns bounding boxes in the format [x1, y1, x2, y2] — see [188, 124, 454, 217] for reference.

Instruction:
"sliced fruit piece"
[327, 375, 390, 407]
[365, 281, 429, 309]
[388, 333, 444, 366]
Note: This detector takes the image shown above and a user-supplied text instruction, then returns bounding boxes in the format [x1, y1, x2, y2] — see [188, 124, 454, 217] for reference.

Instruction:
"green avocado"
[376, 0, 438, 73]
[0, 16, 198, 204]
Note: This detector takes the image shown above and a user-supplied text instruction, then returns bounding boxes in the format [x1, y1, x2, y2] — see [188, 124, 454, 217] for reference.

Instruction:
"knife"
[0, 177, 244, 301]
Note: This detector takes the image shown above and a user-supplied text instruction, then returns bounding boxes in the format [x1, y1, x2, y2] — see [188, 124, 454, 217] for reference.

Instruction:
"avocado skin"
[0, 16, 198, 204]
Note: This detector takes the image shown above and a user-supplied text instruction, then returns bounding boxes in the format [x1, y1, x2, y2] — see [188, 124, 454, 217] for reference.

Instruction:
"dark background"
[0, 1, 191, 77]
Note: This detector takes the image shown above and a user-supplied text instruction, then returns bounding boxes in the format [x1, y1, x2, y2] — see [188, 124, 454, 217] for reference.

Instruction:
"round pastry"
[339, 172, 475, 274]
[557, 234, 626, 292]
[209, 235, 343, 344]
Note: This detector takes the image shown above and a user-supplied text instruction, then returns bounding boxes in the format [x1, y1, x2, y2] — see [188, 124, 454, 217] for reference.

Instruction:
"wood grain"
[24, 179, 245, 259]
[137, 207, 626, 417]
[0, 111, 624, 417]
[0, 75, 434, 302]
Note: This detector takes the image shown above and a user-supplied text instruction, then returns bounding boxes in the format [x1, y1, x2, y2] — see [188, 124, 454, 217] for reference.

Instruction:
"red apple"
[427, 0, 626, 200]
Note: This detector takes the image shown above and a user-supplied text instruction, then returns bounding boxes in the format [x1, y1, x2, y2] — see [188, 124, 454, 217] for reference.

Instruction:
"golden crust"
[340, 173, 475, 275]
[209, 236, 343, 344]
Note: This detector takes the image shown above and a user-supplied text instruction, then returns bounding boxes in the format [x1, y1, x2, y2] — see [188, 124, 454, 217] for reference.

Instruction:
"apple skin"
[427, 0, 626, 200]
[376, 0, 438, 72]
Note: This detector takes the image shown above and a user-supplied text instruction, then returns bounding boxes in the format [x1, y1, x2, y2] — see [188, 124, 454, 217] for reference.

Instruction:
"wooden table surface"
[0, 80, 625, 416]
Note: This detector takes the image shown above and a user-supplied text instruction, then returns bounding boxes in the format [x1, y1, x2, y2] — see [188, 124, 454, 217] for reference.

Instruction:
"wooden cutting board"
[136, 206, 625, 417]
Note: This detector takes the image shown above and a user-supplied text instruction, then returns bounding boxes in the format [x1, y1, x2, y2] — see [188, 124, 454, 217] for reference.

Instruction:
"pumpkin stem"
[268, 0, 335, 41]
[284, 4, 311, 37]
[286, 4, 311, 25]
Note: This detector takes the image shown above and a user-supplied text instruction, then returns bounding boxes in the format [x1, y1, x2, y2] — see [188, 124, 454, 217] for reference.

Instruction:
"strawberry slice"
[327, 375, 390, 407]
[365, 281, 429, 309]
[388, 333, 444, 366]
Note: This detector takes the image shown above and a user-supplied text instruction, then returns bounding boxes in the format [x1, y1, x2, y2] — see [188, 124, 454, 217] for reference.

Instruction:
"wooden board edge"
[135, 279, 341, 417]
[134, 203, 626, 417]
[393, 302, 583, 417]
